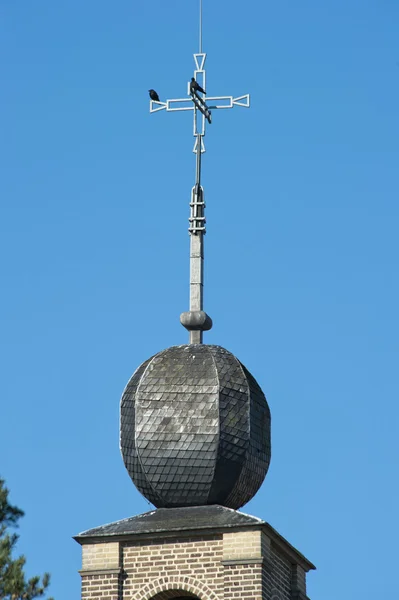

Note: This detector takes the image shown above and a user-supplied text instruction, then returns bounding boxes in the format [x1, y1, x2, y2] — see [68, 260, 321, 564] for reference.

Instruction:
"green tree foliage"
[0, 478, 53, 600]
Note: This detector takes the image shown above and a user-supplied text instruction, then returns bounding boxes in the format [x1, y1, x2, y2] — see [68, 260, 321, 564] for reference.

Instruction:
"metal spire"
[149, 0, 250, 344]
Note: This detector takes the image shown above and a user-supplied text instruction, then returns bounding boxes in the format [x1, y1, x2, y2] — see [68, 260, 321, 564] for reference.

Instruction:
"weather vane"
[148, 0, 250, 344]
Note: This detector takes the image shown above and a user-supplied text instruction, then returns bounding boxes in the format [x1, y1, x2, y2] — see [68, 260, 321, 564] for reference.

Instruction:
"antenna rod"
[199, 0, 203, 53]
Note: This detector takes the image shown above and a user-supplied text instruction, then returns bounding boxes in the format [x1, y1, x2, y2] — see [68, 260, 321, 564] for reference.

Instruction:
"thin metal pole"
[187, 130, 204, 343]
[199, 0, 203, 53]
[196, 134, 201, 189]
[190, 130, 203, 315]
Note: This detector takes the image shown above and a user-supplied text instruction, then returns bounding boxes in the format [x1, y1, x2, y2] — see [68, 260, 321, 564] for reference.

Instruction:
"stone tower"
[74, 4, 315, 598]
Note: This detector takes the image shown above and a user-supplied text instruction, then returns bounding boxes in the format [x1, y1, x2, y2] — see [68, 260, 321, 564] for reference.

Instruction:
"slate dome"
[120, 344, 271, 509]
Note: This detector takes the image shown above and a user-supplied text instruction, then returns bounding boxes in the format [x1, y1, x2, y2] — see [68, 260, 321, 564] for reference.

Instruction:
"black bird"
[149, 89, 160, 102]
[190, 77, 206, 95]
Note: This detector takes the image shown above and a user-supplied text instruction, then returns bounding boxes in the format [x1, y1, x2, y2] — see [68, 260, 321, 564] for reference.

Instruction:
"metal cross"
[149, 1, 250, 344]
[149, 52, 250, 155]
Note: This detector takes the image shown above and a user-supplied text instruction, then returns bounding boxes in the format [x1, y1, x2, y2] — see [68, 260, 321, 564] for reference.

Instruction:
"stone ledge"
[79, 568, 121, 577]
[221, 558, 264, 566]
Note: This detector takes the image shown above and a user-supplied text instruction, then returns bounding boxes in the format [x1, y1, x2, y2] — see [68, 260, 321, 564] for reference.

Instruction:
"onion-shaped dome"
[120, 344, 271, 509]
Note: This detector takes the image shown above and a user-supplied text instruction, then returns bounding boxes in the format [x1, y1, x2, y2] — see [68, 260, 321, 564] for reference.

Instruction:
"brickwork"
[291, 564, 307, 598]
[122, 535, 223, 599]
[78, 524, 312, 600]
[222, 530, 262, 560]
[82, 543, 120, 570]
[268, 546, 293, 600]
[81, 571, 122, 600]
[132, 576, 218, 600]
[223, 563, 263, 599]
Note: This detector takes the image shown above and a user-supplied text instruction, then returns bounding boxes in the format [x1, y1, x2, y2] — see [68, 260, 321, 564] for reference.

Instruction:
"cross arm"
[206, 94, 250, 109]
[150, 93, 250, 113]
[150, 98, 195, 114]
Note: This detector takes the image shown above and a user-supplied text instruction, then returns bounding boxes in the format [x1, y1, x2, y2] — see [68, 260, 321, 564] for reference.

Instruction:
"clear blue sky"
[1, 1, 398, 599]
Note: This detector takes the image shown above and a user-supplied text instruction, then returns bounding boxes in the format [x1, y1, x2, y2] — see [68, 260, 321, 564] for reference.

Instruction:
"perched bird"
[149, 89, 160, 102]
[190, 77, 206, 95]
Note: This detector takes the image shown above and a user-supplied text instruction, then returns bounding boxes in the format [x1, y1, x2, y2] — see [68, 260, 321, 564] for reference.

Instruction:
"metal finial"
[149, 1, 250, 343]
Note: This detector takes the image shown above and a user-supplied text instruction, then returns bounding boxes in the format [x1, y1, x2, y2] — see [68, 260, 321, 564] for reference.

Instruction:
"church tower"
[74, 3, 315, 598]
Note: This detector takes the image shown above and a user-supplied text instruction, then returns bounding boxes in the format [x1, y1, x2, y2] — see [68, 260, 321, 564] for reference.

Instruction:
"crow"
[149, 89, 160, 102]
[190, 77, 206, 95]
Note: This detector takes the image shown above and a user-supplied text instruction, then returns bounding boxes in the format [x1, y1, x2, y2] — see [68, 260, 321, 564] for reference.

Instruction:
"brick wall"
[82, 543, 120, 570]
[79, 527, 309, 600]
[223, 530, 262, 560]
[223, 562, 263, 599]
[268, 546, 292, 600]
[123, 534, 223, 599]
[81, 571, 122, 600]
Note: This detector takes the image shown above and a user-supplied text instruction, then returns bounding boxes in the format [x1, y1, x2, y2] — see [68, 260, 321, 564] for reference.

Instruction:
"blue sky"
[1, 1, 398, 599]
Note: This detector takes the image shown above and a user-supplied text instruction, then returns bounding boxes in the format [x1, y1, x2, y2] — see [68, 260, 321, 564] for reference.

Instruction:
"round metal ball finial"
[120, 345, 271, 509]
